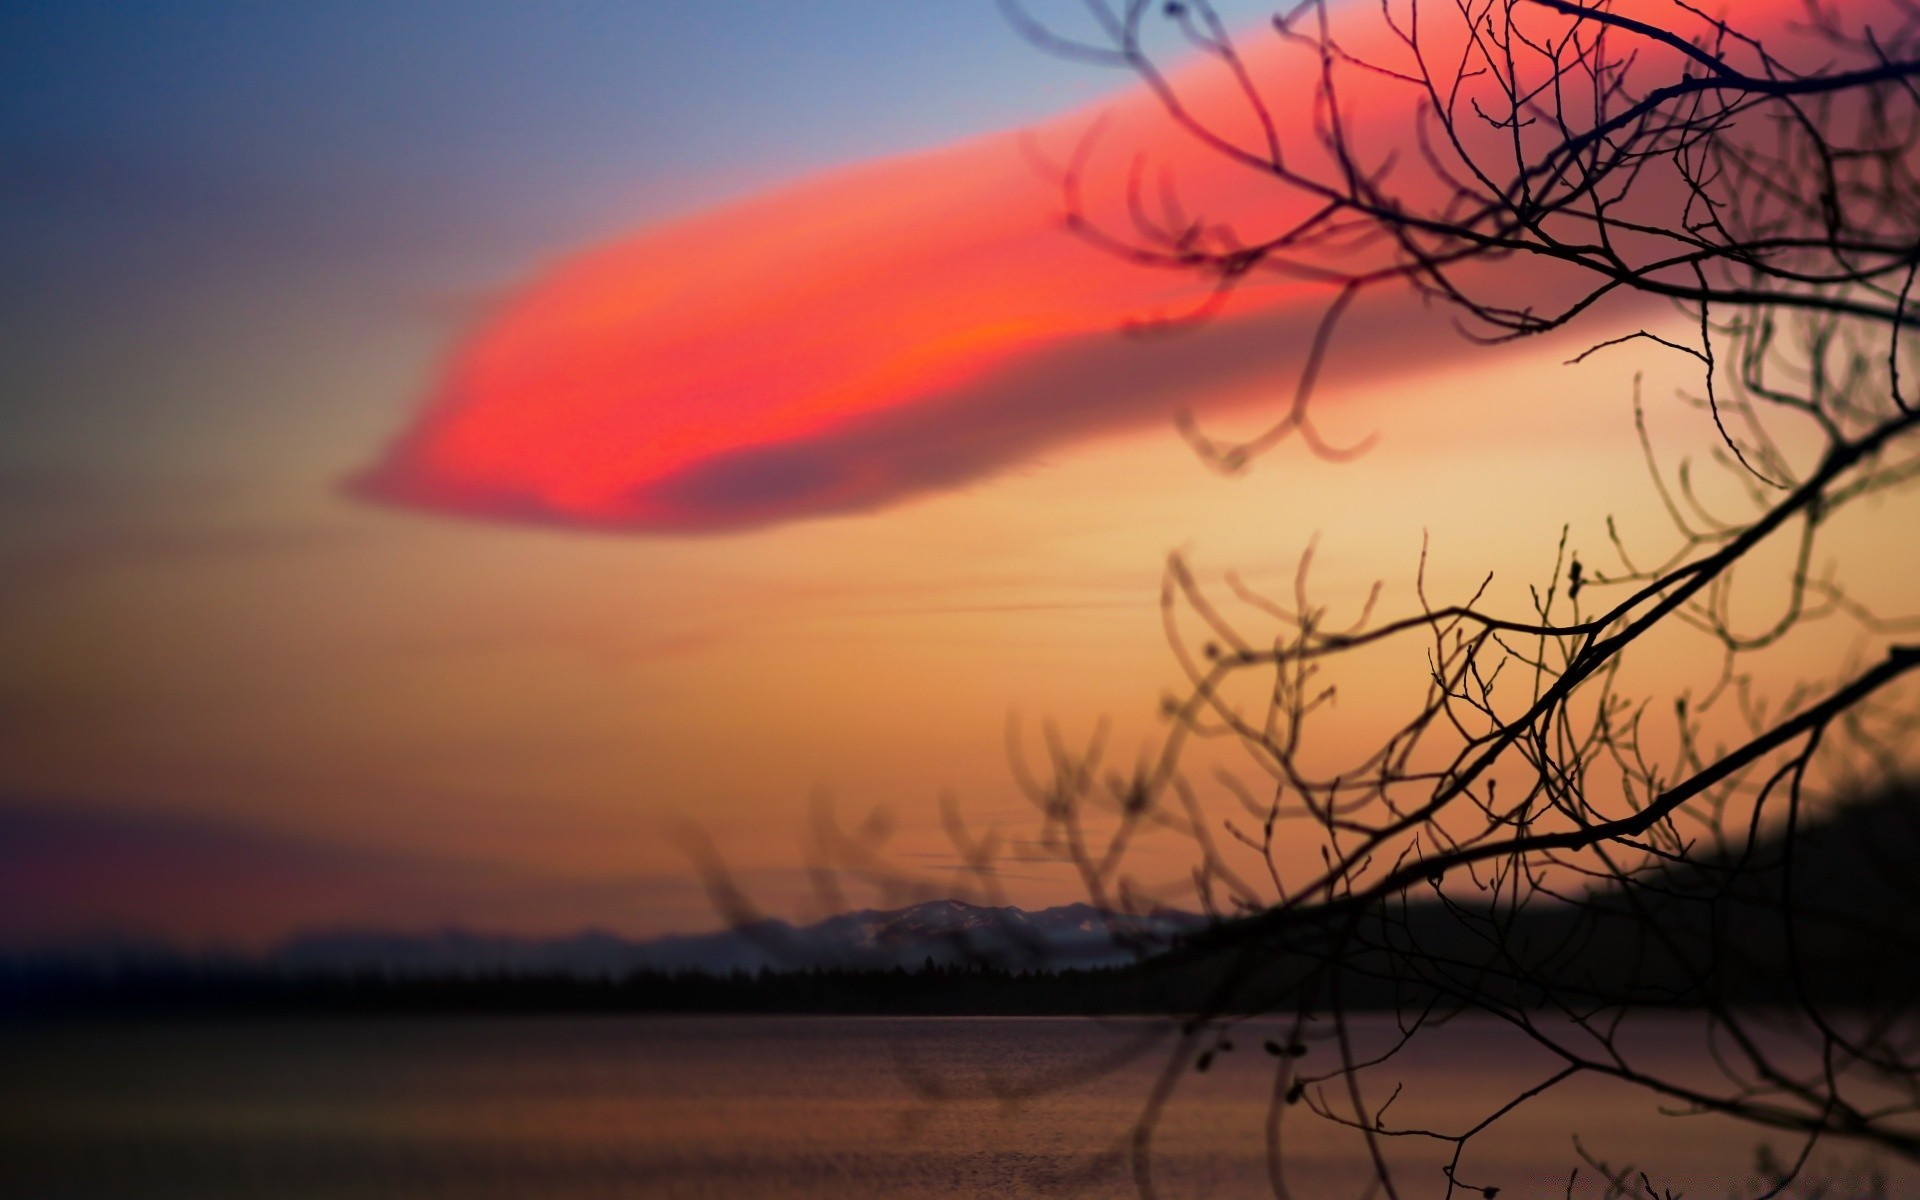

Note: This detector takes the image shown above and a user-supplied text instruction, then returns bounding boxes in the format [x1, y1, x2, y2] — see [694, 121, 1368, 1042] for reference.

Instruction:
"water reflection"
[0, 1014, 1906, 1198]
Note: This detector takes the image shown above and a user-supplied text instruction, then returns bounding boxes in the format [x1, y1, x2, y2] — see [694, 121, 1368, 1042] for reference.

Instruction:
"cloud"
[352, 0, 1813, 535]
[0, 797, 713, 949]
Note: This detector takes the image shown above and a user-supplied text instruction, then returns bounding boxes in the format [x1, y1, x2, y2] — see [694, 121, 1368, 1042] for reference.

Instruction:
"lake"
[0, 1013, 1907, 1198]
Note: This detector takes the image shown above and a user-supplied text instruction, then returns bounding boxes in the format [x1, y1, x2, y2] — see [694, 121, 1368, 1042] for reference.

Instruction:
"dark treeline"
[8, 789, 1914, 1021]
[4, 901, 1911, 1020]
[0, 959, 1198, 1020]
[1, 909, 1908, 1021]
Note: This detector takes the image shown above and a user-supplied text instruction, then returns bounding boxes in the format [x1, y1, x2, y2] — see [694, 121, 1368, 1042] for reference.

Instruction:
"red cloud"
[353, 0, 1816, 534]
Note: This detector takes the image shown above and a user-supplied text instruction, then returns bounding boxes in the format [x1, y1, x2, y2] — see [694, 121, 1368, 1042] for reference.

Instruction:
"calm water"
[0, 1014, 1908, 1199]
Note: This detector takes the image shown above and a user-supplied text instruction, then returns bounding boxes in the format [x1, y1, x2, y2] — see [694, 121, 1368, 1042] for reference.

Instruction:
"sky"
[4, 0, 1909, 949]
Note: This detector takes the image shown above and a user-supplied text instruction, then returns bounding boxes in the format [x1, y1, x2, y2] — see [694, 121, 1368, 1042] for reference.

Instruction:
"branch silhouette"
[955, 1, 1920, 1194]
[696, 3, 1920, 1194]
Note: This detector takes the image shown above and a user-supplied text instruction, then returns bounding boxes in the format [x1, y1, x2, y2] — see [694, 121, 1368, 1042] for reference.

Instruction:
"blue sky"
[0, 1, 1292, 944]
[14, 0, 1867, 948]
[2, 1, 1217, 483]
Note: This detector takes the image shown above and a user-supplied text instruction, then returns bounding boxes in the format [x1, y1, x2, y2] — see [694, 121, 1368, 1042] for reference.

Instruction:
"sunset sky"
[4, 0, 1906, 949]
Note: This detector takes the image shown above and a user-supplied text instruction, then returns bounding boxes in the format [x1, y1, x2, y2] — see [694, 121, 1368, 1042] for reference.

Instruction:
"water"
[0, 1014, 1908, 1198]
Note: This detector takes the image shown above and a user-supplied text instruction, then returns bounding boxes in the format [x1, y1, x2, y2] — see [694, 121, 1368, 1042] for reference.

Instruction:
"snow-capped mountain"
[276, 900, 1204, 977]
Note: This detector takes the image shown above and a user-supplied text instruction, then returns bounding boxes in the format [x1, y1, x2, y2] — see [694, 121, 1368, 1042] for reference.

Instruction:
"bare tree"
[920, 0, 1920, 1195]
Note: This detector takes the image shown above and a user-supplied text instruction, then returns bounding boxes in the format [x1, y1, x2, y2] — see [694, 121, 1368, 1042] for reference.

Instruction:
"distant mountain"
[274, 900, 1207, 978]
[12, 788, 1914, 1019]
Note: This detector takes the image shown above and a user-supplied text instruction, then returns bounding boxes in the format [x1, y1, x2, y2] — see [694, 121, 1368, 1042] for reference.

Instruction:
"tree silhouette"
[947, 0, 1920, 1194]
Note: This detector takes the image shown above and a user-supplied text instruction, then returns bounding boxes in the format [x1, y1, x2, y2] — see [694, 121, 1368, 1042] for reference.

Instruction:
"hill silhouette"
[5, 785, 1913, 1018]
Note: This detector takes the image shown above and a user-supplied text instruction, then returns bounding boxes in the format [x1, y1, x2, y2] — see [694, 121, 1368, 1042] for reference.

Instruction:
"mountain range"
[9, 786, 1916, 1017]
[272, 899, 1205, 977]
[4, 900, 1207, 984]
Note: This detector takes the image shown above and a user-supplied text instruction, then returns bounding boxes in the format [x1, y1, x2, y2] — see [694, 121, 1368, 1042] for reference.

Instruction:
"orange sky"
[350, 0, 1656, 533]
[4, 0, 1911, 948]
